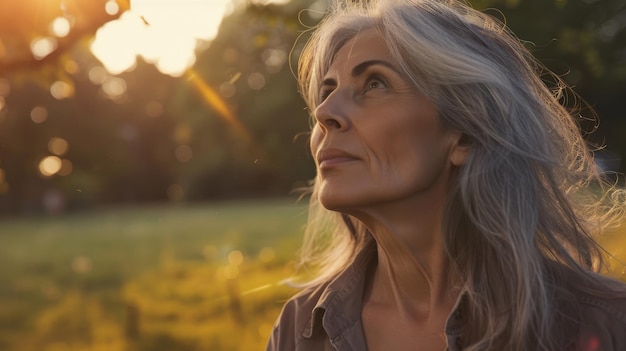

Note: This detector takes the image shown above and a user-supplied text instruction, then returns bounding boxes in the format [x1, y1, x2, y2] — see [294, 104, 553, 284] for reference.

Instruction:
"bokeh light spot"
[219, 81, 236, 98]
[39, 156, 62, 177]
[51, 17, 71, 37]
[0, 97, 5, 111]
[31, 106, 48, 123]
[262, 48, 287, 73]
[228, 250, 244, 266]
[175, 145, 193, 163]
[174, 124, 191, 144]
[102, 77, 127, 99]
[48, 137, 69, 156]
[105, 0, 120, 15]
[72, 256, 92, 273]
[31, 37, 58, 60]
[64, 59, 79, 75]
[248, 72, 266, 90]
[58, 159, 73, 176]
[88, 66, 108, 85]
[50, 81, 74, 100]
[223, 265, 239, 280]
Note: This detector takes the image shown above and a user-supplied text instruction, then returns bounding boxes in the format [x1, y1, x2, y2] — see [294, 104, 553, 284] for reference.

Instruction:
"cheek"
[380, 124, 450, 180]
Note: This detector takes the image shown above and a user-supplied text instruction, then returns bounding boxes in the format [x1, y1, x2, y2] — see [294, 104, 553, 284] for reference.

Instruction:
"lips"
[316, 148, 359, 169]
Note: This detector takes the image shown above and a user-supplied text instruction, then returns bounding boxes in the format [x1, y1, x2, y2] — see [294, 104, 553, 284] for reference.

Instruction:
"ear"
[449, 133, 471, 167]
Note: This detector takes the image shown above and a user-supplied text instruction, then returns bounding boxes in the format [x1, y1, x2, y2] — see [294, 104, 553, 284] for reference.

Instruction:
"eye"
[319, 89, 333, 102]
[364, 76, 387, 92]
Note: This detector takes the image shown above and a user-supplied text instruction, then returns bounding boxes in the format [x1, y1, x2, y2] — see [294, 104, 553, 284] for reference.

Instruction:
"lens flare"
[184, 69, 253, 144]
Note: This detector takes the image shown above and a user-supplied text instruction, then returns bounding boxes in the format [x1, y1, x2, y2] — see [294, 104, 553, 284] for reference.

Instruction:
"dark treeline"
[0, 0, 624, 214]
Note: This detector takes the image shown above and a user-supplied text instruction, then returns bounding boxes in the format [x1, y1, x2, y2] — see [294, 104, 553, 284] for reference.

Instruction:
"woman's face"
[310, 28, 465, 213]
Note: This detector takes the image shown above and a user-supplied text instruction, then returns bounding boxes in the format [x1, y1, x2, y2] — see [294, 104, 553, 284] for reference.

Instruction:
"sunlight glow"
[91, 0, 232, 76]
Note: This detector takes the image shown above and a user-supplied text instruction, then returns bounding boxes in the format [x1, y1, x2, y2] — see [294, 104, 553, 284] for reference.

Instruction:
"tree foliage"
[0, 0, 624, 214]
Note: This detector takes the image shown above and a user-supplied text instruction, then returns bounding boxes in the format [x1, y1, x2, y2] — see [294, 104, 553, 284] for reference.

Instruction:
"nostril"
[325, 118, 341, 129]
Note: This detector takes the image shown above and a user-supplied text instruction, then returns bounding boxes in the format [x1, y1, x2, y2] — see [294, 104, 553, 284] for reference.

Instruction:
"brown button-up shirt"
[267, 239, 626, 350]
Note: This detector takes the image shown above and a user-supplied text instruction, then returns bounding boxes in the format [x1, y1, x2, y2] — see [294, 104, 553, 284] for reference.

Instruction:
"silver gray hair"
[295, 0, 626, 350]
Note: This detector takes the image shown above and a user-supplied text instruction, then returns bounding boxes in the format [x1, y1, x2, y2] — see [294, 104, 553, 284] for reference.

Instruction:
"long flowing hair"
[294, 0, 626, 350]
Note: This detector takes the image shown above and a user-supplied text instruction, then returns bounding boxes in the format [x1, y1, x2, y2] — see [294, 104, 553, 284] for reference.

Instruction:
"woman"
[268, 0, 626, 350]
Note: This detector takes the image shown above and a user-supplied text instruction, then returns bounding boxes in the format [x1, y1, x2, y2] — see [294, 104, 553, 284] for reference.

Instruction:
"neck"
[354, 188, 462, 321]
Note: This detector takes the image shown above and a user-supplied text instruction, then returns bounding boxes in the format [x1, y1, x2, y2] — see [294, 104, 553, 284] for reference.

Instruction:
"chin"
[318, 191, 370, 214]
[318, 192, 353, 212]
[318, 196, 346, 212]
[316, 181, 381, 213]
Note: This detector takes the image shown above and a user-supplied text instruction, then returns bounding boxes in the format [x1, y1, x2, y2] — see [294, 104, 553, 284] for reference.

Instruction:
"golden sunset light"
[91, 0, 233, 76]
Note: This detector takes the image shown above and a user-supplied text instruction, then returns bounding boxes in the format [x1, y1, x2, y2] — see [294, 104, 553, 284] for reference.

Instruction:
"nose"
[313, 92, 349, 132]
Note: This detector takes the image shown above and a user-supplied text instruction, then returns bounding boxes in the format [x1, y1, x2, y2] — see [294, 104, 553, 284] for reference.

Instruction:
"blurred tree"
[471, 0, 626, 171]
[171, 1, 316, 201]
[0, 0, 127, 74]
[0, 0, 624, 214]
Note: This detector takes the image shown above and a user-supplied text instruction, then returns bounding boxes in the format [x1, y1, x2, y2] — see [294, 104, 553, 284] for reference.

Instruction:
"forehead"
[326, 28, 395, 76]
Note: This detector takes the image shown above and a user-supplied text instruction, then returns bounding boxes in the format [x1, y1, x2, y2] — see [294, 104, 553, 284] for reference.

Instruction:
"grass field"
[0, 198, 624, 351]
[0, 199, 308, 351]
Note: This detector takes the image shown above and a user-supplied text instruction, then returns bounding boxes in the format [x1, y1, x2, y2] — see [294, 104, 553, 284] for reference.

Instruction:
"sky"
[90, 0, 289, 77]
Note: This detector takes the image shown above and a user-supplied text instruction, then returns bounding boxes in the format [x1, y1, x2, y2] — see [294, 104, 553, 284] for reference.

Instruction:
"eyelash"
[318, 74, 388, 102]
[364, 75, 386, 91]
[319, 89, 332, 102]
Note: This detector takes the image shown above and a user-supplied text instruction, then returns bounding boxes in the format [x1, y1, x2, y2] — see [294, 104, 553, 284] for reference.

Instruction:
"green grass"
[0, 198, 624, 351]
[0, 198, 308, 351]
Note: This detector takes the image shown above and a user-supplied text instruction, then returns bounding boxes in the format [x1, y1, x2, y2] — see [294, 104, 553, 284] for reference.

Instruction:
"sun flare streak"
[185, 69, 253, 144]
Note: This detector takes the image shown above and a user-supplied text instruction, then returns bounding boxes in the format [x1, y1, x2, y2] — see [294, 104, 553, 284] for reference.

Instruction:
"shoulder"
[578, 293, 626, 322]
[577, 291, 626, 326]
[266, 283, 328, 351]
[575, 287, 626, 350]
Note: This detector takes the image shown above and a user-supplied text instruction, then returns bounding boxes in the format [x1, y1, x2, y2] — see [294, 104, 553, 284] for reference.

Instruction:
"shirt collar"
[302, 237, 377, 339]
[301, 236, 467, 348]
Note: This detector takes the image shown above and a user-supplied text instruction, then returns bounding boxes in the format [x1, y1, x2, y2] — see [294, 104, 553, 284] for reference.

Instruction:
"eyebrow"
[320, 59, 400, 87]
[351, 59, 398, 77]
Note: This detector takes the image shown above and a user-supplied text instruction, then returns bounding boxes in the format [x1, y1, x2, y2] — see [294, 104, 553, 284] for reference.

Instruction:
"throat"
[360, 249, 460, 351]
[363, 234, 460, 320]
